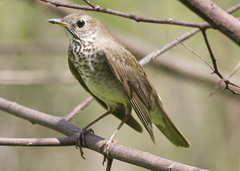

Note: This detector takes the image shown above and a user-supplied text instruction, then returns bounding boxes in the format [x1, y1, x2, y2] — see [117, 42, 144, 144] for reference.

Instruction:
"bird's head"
[48, 13, 110, 43]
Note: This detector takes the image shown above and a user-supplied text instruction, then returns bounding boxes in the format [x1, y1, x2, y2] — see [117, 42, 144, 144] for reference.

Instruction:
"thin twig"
[83, 0, 99, 9]
[209, 61, 240, 98]
[226, 3, 240, 13]
[139, 28, 200, 66]
[225, 61, 240, 81]
[174, 32, 240, 97]
[201, 30, 222, 77]
[201, 30, 240, 97]
[176, 38, 213, 70]
[64, 96, 94, 121]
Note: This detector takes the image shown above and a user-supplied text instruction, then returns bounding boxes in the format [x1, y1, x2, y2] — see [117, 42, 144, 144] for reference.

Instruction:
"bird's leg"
[99, 113, 131, 164]
[76, 110, 112, 159]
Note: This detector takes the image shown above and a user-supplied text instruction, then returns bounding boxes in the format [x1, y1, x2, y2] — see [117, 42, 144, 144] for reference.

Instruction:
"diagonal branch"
[201, 30, 223, 79]
[0, 96, 208, 171]
[176, 38, 213, 70]
[64, 96, 94, 121]
[139, 28, 200, 66]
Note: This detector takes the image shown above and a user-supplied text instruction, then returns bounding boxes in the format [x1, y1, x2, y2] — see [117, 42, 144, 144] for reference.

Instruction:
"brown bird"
[48, 13, 190, 158]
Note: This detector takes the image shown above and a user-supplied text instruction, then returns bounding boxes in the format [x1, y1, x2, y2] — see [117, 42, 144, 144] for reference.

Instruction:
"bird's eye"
[77, 20, 85, 28]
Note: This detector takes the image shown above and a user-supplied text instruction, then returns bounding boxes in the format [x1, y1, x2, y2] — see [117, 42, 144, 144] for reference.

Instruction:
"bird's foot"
[75, 128, 94, 159]
[99, 137, 119, 165]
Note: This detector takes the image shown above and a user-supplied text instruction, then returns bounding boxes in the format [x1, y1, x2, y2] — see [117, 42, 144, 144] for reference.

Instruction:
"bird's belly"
[83, 69, 129, 105]
[75, 57, 129, 106]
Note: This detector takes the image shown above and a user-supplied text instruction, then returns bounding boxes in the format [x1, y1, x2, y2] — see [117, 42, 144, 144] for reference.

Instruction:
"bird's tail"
[150, 95, 190, 147]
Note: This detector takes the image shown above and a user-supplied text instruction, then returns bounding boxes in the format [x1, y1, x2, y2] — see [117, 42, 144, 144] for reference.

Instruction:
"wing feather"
[105, 42, 155, 140]
[103, 40, 190, 147]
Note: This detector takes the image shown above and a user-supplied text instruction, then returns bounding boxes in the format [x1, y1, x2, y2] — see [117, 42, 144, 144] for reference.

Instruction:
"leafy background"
[0, 0, 240, 171]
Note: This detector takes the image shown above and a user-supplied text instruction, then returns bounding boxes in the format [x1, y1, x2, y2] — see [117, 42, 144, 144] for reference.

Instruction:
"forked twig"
[209, 61, 240, 98]
[176, 38, 213, 70]
[201, 30, 240, 97]
[176, 32, 240, 98]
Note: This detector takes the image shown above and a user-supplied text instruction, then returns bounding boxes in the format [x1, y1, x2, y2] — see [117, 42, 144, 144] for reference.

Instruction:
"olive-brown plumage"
[48, 13, 190, 155]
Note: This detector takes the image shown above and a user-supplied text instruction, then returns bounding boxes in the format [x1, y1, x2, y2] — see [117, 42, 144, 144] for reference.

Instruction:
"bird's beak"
[48, 18, 79, 39]
[48, 18, 73, 27]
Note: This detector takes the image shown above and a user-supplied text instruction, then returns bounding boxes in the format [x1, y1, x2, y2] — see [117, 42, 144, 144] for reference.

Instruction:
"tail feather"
[150, 96, 190, 147]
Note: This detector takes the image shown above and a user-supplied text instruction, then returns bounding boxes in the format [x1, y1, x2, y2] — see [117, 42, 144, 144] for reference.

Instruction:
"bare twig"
[64, 96, 94, 121]
[226, 3, 240, 13]
[136, 2, 240, 66]
[176, 38, 213, 70]
[225, 62, 240, 82]
[209, 61, 240, 98]
[201, 30, 221, 77]
[139, 28, 200, 66]
[201, 30, 240, 97]
[40, 0, 205, 28]
[83, 0, 99, 9]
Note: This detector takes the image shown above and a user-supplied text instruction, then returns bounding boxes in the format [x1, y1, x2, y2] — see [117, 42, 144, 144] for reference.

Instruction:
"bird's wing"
[102, 40, 190, 147]
[101, 40, 155, 142]
[68, 47, 142, 132]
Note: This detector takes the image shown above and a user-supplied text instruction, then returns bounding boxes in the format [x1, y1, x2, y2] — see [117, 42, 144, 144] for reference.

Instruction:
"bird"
[48, 13, 190, 159]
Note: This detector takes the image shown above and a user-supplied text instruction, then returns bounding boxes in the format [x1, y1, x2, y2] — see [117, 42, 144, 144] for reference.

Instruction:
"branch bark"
[40, 0, 240, 45]
[0, 96, 209, 171]
[39, 0, 206, 28]
[179, 0, 240, 45]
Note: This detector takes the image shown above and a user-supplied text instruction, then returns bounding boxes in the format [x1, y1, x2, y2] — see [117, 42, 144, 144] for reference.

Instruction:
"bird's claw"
[75, 128, 94, 159]
[98, 138, 118, 165]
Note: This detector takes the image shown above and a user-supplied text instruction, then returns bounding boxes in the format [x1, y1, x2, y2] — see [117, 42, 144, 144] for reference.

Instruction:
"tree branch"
[40, 0, 206, 28]
[0, 97, 79, 137]
[0, 96, 208, 171]
[201, 30, 240, 96]
[40, 0, 240, 45]
[179, 0, 240, 45]
[0, 137, 75, 146]
[139, 28, 200, 66]
[209, 61, 240, 98]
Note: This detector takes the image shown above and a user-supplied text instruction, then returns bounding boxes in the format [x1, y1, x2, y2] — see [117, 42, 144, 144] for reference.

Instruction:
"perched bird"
[48, 13, 190, 158]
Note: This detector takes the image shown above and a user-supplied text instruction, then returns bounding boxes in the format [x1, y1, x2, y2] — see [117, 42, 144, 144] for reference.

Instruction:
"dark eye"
[77, 20, 85, 28]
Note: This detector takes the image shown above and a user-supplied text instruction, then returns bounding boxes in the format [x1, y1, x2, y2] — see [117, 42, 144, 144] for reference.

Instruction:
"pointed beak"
[48, 18, 73, 27]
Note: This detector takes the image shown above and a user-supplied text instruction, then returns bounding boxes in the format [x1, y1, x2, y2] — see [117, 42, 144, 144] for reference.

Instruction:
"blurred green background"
[0, 0, 240, 170]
